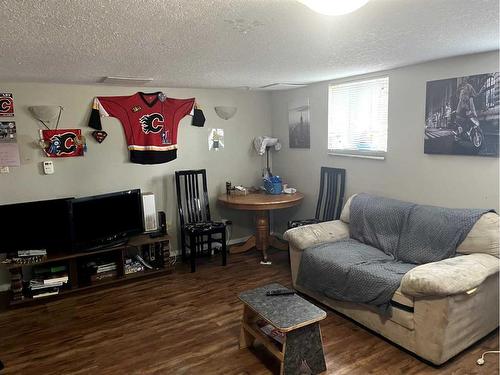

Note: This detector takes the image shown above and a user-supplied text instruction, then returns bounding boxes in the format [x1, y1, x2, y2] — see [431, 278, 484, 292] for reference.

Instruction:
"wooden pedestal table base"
[230, 211, 288, 262]
[218, 192, 304, 262]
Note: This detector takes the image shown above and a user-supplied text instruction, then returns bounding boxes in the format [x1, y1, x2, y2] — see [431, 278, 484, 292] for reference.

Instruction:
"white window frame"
[328, 77, 389, 160]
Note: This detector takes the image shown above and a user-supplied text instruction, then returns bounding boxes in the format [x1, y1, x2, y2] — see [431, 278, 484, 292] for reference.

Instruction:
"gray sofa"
[284, 194, 499, 365]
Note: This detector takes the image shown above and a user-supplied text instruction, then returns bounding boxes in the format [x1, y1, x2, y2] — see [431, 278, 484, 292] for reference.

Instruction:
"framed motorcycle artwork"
[424, 72, 499, 157]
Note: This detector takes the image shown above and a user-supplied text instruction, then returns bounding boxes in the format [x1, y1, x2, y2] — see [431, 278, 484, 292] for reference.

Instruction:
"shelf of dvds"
[2, 234, 172, 308]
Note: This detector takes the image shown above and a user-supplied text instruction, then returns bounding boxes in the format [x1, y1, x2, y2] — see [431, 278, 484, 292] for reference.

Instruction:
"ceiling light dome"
[298, 0, 370, 16]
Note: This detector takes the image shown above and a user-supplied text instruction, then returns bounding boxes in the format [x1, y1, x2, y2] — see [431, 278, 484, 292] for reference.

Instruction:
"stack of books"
[9, 270, 24, 302]
[91, 261, 117, 282]
[29, 265, 69, 299]
[8, 249, 48, 265]
[257, 319, 285, 345]
[79, 259, 118, 284]
[18, 249, 47, 257]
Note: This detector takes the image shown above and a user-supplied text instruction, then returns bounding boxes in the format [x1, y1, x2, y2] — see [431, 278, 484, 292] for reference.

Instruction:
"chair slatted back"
[315, 167, 346, 222]
[175, 169, 211, 228]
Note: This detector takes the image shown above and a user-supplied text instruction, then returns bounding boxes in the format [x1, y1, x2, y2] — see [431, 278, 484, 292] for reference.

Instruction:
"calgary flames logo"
[0, 94, 14, 116]
[139, 113, 164, 134]
[48, 132, 78, 155]
[0, 98, 12, 112]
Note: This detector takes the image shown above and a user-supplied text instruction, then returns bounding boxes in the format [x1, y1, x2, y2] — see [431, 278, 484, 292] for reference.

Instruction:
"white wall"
[0, 82, 272, 286]
[271, 51, 500, 233]
[2, 52, 498, 288]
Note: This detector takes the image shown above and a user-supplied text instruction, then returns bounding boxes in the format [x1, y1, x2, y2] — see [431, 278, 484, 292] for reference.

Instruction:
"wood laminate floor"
[0, 249, 498, 374]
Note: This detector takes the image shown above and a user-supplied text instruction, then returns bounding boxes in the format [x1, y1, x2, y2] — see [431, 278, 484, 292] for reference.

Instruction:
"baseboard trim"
[228, 235, 252, 245]
[169, 235, 252, 256]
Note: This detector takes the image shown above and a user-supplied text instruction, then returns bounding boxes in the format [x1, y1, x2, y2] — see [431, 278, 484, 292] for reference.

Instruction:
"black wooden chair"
[175, 169, 227, 272]
[288, 167, 346, 229]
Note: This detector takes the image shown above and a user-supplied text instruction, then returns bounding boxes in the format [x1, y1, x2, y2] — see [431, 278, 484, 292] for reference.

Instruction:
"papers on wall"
[0, 121, 20, 166]
[208, 128, 224, 151]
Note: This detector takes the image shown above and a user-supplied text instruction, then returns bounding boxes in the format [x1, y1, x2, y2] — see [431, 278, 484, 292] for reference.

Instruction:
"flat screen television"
[70, 189, 144, 251]
[0, 197, 73, 253]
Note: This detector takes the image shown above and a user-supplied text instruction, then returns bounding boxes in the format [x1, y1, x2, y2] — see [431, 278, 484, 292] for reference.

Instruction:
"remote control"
[266, 289, 295, 296]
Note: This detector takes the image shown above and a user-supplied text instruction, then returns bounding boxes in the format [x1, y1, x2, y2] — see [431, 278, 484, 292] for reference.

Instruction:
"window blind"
[328, 77, 389, 158]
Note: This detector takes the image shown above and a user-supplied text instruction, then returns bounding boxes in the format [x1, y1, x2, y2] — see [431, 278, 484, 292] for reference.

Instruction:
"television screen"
[70, 189, 144, 251]
[0, 198, 73, 253]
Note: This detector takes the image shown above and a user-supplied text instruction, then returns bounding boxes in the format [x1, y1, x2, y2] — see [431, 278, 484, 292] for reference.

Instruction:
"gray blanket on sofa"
[297, 239, 416, 315]
[297, 193, 491, 315]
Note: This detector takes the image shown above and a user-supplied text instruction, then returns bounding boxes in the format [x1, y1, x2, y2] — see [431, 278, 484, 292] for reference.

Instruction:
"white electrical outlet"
[42, 161, 54, 174]
[0, 166, 9, 174]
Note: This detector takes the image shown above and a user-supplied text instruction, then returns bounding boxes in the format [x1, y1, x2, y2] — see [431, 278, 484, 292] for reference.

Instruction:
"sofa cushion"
[457, 212, 499, 258]
[340, 194, 357, 223]
[400, 253, 500, 297]
[389, 306, 415, 330]
[296, 239, 416, 315]
[392, 287, 414, 308]
[283, 220, 349, 251]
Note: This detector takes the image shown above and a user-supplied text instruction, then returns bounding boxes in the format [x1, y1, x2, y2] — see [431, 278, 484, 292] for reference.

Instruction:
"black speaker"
[158, 211, 167, 234]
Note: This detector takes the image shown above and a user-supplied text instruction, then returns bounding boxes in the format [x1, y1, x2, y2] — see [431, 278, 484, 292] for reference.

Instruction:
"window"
[328, 77, 389, 159]
[485, 75, 496, 109]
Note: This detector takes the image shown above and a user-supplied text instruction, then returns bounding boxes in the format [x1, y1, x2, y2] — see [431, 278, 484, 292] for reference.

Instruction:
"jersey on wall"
[89, 92, 195, 164]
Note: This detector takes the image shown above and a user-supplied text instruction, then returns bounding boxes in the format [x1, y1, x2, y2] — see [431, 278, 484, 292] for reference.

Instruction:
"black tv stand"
[1, 234, 172, 308]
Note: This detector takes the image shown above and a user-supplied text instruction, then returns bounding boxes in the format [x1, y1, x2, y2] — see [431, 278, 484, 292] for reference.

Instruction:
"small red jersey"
[89, 92, 195, 164]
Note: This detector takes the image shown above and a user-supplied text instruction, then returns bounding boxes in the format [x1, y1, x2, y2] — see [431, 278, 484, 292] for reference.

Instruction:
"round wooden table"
[218, 192, 304, 262]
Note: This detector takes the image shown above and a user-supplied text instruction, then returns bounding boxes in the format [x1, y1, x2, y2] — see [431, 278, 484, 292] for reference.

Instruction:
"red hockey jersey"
[89, 92, 195, 164]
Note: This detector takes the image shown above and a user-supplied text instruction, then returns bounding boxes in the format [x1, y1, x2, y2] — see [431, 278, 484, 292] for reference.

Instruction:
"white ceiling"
[1, 0, 498, 89]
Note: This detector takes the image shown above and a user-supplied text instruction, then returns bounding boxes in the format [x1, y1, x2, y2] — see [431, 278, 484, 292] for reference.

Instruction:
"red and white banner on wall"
[40, 129, 85, 158]
[0, 93, 14, 117]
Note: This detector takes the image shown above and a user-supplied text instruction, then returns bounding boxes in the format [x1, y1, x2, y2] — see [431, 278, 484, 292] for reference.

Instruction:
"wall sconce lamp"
[29, 105, 63, 129]
[214, 106, 237, 120]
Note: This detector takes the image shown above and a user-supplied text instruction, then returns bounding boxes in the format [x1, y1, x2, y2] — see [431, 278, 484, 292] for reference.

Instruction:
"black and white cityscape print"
[289, 98, 310, 149]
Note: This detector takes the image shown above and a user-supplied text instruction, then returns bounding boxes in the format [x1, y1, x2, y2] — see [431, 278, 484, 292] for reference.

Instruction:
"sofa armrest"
[401, 253, 499, 297]
[283, 220, 349, 251]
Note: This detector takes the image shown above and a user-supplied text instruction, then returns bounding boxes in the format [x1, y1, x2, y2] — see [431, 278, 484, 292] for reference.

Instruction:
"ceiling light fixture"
[102, 76, 153, 85]
[259, 83, 309, 90]
[297, 0, 370, 16]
